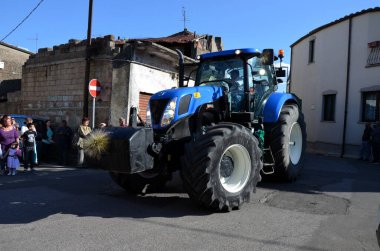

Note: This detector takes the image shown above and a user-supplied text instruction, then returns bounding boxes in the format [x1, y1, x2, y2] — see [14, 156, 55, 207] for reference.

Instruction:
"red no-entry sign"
[89, 79, 102, 98]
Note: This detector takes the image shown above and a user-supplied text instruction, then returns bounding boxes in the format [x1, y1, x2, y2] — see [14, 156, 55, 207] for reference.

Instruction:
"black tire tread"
[181, 123, 262, 211]
[264, 104, 306, 181]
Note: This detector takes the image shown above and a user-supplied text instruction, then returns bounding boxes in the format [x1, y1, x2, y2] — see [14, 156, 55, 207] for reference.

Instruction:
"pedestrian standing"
[4, 142, 22, 175]
[55, 120, 73, 165]
[371, 121, 380, 163]
[359, 122, 373, 161]
[77, 117, 92, 166]
[22, 123, 37, 172]
[21, 118, 38, 164]
[0, 115, 19, 175]
[41, 120, 54, 161]
[4, 142, 21, 175]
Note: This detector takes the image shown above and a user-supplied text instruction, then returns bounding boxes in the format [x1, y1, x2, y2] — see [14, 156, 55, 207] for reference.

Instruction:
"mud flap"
[99, 127, 154, 173]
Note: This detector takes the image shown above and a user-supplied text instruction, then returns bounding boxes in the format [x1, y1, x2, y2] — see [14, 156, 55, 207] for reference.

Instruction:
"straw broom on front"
[83, 129, 110, 160]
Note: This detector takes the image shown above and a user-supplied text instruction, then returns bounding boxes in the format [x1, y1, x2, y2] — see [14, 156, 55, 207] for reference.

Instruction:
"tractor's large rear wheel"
[181, 123, 262, 211]
[265, 104, 306, 181]
[109, 168, 167, 194]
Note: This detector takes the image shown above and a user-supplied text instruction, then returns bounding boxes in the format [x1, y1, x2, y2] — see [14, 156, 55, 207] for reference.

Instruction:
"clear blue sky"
[1, 0, 379, 64]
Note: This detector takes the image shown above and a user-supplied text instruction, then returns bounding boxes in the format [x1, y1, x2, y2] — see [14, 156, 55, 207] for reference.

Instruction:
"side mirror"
[277, 78, 284, 83]
[276, 68, 286, 77]
[261, 49, 274, 65]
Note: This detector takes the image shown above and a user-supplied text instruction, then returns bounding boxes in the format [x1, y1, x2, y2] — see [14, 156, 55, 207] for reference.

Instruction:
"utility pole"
[83, 0, 93, 117]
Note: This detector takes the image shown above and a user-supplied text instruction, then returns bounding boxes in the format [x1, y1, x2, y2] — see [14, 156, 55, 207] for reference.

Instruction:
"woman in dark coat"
[41, 120, 55, 161]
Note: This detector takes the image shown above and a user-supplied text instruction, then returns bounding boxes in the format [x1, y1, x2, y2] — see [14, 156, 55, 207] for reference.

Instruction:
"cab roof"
[199, 48, 261, 60]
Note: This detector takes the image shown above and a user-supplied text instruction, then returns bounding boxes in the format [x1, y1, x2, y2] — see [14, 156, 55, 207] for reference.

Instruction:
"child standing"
[22, 123, 37, 172]
[5, 142, 22, 175]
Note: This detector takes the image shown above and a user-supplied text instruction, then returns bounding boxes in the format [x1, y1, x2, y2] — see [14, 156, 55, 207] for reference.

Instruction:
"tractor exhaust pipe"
[175, 49, 184, 88]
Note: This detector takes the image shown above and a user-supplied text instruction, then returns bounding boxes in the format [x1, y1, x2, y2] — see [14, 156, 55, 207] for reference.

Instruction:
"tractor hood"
[149, 86, 224, 129]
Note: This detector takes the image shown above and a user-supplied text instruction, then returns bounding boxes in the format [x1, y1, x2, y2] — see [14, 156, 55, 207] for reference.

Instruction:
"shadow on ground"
[0, 153, 379, 225]
[0, 166, 211, 224]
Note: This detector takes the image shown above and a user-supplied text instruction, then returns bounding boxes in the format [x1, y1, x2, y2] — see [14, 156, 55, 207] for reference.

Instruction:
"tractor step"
[262, 147, 275, 175]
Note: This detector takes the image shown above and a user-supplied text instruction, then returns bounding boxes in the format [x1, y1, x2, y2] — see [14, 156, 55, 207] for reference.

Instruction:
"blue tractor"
[92, 48, 306, 211]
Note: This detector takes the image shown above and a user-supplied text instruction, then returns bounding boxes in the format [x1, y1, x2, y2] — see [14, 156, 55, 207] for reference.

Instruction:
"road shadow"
[0, 167, 327, 251]
[0, 167, 213, 225]
[1, 152, 380, 225]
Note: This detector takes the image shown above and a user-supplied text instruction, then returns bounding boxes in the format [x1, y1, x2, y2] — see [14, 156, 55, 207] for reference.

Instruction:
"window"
[322, 94, 336, 121]
[362, 91, 380, 122]
[308, 39, 315, 63]
[367, 41, 380, 66]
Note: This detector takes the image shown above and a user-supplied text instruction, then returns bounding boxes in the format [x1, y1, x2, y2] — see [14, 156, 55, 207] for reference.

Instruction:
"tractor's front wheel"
[181, 123, 262, 211]
[265, 104, 306, 181]
[109, 169, 168, 194]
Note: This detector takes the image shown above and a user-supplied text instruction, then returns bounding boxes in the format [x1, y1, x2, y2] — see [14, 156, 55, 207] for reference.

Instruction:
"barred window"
[322, 94, 336, 121]
[367, 41, 380, 66]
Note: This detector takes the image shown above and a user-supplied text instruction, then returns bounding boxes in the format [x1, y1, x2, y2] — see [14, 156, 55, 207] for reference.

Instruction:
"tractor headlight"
[146, 104, 152, 127]
[161, 97, 177, 127]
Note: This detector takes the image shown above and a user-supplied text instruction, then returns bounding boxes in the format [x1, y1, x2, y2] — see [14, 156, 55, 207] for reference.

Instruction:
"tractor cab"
[195, 49, 278, 120]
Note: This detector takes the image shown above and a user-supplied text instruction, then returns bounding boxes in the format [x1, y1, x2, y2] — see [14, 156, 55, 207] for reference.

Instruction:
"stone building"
[0, 41, 33, 113]
[19, 30, 223, 127]
[21, 36, 114, 126]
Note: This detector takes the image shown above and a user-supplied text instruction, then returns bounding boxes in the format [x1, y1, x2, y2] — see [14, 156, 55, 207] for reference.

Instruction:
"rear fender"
[263, 93, 299, 123]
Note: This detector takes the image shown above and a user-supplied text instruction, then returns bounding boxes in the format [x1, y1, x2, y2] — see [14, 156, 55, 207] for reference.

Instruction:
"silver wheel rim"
[289, 122, 302, 165]
[219, 144, 251, 193]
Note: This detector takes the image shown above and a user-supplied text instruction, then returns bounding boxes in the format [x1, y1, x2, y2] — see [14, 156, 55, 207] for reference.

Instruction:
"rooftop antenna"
[28, 33, 38, 53]
[181, 6, 189, 31]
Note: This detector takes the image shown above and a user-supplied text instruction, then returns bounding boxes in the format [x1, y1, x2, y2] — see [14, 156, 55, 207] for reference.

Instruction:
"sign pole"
[92, 97, 96, 128]
[88, 79, 102, 128]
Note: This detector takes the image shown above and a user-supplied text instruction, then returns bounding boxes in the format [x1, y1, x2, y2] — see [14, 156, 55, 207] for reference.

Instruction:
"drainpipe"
[288, 47, 294, 93]
[341, 17, 352, 158]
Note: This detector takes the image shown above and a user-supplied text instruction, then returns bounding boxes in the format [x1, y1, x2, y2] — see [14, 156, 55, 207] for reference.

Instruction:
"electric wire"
[1, 0, 45, 42]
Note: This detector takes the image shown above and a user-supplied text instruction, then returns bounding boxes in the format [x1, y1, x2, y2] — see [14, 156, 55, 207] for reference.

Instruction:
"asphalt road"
[0, 153, 379, 251]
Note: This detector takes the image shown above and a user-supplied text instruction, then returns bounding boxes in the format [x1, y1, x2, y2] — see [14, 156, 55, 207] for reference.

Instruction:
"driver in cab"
[228, 70, 240, 90]
[228, 70, 244, 111]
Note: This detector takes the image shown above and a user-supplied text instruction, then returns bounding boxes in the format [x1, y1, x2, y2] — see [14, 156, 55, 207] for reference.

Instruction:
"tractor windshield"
[196, 55, 276, 113]
[196, 58, 244, 111]
[196, 58, 244, 86]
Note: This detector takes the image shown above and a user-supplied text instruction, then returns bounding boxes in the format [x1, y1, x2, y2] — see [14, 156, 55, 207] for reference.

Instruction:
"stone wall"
[0, 43, 32, 82]
[21, 36, 115, 127]
[0, 43, 32, 113]
[0, 90, 22, 114]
